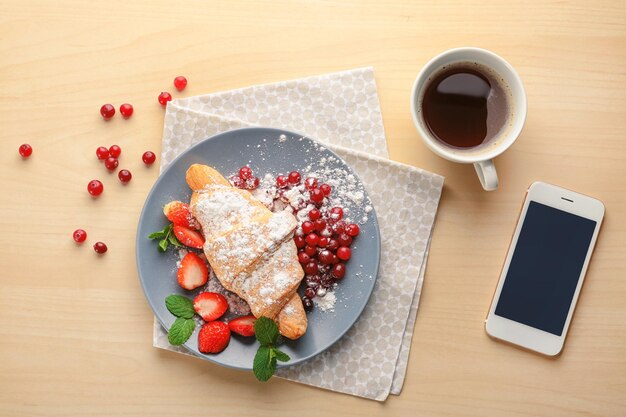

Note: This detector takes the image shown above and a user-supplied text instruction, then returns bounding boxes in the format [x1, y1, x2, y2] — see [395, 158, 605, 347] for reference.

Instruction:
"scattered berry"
[73, 229, 87, 243]
[318, 250, 334, 265]
[100, 104, 115, 120]
[93, 242, 107, 254]
[19, 144, 33, 158]
[330, 207, 344, 221]
[108, 145, 121, 158]
[119, 103, 133, 118]
[304, 245, 317, 257]
[173, 225, 205, 249]
[309, 188, 324, 204]
[173, 76, 188, 91]
[318, 236, 329, 247]
[304, 260, 319, 275]
[87, 180, 104, 197]
[298, 251, 311, 264]
[163, 201, 195, 228]
[304, 177, 318, 190]
[304, 287, 316, 299]
[245, 176, 260, 190]
[338, 233, 352, 247]
[142, 151, 156, 165]
[288, 171, 301, 185]
[104, 157, 119, 171]
[301, 221, 315, 235]
[308, 208, 321, 221]
[118, 169, 132, 183]
[337, 246, 351, 261]
[346, 223, 360, 237]
[96, 146, 109, 160]
[276, 175, 288, 188]
[228, 315, 256, 337]
[320, 183, 332, 196]
[314, 219, 327, 232]
[294, 235, 306, 249]
[177, 252, 208, 290]
[239, 166, 253, 180]
[326, 238, 339, 251]
[193, 292, 228, 321]
[305, 233, 319, 247]
[158, 91, 172, 107]
[229, 175, 244, 188]
[302, 296, 313, 310]
[198, 321, 230, 354]
[332, 263, 346, 279]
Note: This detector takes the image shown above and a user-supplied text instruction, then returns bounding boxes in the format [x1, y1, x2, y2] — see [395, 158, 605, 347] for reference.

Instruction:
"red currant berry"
[301, 221, 315, 235]
[326, 238, 339, 251]
[304, 245, 317, 257]
[229, 175, 245, 188]
[332, 254, 339, 264]
[333, 221, 346, 236]
[302, 296, 313, 310]
[338, 233, 353, 247]
[173, 76, 187, 91]
[337, 246, 351, 261]
[309, 188, 324, 204]
[304, 287, 316, 299]
[104, 157, 119, 171]
[331, 263, 346, 279]
[314, 219, 327, 232]
[346, 223, 360, 237]
[239, 166, 253, 180]
[329, 206, 344, 222]
[18, 144, 33, 158]
[288, 171, 301, 185]
[318, 250, 334, 265]
[142, 151, 156, 165]
[108, 145, 121, 158]
[119, 103, 133, 118]
[73, 229, 87, 243]
[87, 180, 104, 197]
[276, 175, 288, 188]
[158, 91, 172, 107]
[304, 260, 319, 276]
[294, 235, 306, 249]
[100, 104, 115, 120]
[93, 242, 108, 254]
[318, 236, 329, 248]
[298, 251, 310, 265]
[305, 233, 319, 247]
[308, 208, 321, 221]
[245, 176, 260, 190]
[304, 177, 318, 190]
[118, 169, 132, 183]
[320, 183, 332, 196]
[96, 146, 109, 160]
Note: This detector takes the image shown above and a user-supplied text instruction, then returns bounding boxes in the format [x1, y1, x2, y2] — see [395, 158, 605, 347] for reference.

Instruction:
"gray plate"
[136, 127, 380, 370]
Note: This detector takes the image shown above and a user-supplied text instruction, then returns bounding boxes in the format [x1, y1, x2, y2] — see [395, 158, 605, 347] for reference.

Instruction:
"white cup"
[411, 47, 527, 191]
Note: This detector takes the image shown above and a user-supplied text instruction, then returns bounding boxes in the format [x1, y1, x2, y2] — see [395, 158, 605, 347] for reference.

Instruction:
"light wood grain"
[1, 0, 625, 416]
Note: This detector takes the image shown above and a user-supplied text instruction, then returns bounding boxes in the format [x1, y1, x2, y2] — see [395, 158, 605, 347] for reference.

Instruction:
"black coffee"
[422, 64, 510, 148]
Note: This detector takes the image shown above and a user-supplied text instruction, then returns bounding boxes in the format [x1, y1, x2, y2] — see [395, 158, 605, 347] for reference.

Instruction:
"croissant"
[186, 164, 307, 339]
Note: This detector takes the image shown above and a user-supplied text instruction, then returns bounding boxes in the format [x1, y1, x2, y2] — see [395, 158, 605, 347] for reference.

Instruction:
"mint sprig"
[148, 223, 182, 252]
[164, 294, 196, 346]
[252, 317, 290, 382]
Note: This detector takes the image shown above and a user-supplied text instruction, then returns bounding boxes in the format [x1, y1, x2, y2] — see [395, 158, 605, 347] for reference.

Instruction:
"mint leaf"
[273, 348, 290, 363]
[158, 238, 169, 252]
[168, 317, 195, 346]
[253, 345, 276, 382]
[254, 316, 279, 346]
[168, 232, 183, 247]
[148, 224, 171, 240]
[165, 294, 195, 319]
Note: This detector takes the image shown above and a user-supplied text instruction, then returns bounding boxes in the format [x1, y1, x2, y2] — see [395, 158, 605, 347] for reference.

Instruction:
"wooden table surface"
[1, 1, 625, 416]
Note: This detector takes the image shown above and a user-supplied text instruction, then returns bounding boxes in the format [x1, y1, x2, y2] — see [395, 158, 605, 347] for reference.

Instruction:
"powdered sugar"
[314, 290, 336, 312]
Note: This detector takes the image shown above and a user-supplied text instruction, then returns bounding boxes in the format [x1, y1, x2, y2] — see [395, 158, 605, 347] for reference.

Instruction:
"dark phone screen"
[495, 201, 596, 335]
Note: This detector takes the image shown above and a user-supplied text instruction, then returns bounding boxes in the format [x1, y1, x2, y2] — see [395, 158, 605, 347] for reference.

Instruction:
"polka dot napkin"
[152, 67, 444, 401]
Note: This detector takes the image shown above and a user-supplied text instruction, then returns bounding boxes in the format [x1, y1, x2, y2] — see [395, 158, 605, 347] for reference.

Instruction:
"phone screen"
[495, 201, 597, 336]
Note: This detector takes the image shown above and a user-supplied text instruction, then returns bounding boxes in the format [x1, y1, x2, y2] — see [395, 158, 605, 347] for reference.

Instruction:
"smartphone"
[485, 182, 604, 356]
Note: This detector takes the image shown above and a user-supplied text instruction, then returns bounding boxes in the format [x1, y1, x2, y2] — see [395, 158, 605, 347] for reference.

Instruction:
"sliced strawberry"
[163, 201, 197, 228]
[198, 321, 230, 353]
[228, 315, 256, 337]
[173, 225, 204, 249]
[193, 292, 228, 321]
[177, 253, 208, 290]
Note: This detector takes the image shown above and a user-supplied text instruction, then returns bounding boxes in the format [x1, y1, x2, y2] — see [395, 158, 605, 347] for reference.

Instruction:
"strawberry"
[193, 292, 228, 321]
[173, 225, 204, 249]
[228, 315, 256, 337]
[163, 201, 197, 229]
[198, 321, 230, 353]
[177, 253, 208, 290]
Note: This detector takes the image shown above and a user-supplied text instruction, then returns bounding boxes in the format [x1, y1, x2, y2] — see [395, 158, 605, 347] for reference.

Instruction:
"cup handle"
[473, 160, 499, 191]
